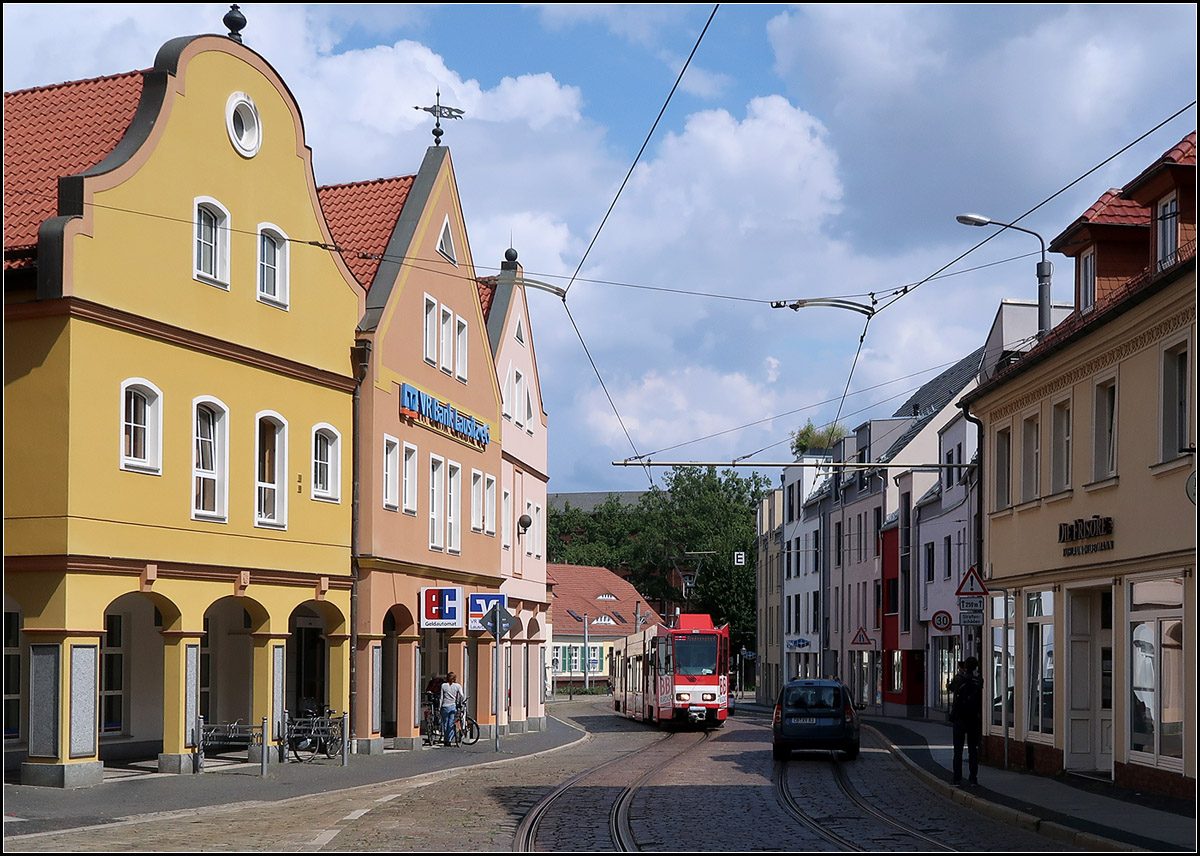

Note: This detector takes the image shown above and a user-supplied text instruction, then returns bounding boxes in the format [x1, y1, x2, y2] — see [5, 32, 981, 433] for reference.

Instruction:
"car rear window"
[784, 686, 838, 709]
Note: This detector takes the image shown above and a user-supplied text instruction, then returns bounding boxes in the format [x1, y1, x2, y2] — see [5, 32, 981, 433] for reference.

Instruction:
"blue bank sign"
[400, 383, 490, 447]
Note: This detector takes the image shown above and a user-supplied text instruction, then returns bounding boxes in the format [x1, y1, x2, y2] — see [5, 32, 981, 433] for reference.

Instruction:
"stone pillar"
[21, 631, 104, 788]
[249, 631, 289, 765]
[394, 634, 421, 750]
[350, 632, 383, 755]
[158, 629, 205, 773]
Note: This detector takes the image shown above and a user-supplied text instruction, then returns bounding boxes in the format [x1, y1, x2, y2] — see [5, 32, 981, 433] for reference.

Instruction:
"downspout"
[350, 338, 373, 745]
[960, 399, 1006, 770]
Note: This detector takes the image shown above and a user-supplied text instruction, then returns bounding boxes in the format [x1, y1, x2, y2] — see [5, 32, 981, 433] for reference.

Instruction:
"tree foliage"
[789, 418, 847, 457]
[547, 466, 769, 653]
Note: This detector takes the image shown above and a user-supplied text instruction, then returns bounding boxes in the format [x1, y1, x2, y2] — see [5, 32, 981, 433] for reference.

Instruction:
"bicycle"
[289, 706, 340, 762]
[456, 698, 480, 746]
[421, 692, 444, 747]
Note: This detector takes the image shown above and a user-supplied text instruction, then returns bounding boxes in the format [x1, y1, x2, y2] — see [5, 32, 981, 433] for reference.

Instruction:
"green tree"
[789, 418, 847, 456]
[547, 467, 768, 655]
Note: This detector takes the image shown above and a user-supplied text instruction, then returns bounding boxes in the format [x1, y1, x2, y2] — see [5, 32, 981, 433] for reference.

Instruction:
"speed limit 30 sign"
[931, 610, 953, 631]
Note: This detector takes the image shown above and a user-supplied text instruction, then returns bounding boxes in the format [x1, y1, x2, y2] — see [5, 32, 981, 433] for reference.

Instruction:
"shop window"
[1026, 591, 1054, 737]
[1129, 577, 1184, 764]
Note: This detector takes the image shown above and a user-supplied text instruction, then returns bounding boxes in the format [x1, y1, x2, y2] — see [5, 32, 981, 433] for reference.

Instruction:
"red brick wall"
[1115, 761, 1195, 801]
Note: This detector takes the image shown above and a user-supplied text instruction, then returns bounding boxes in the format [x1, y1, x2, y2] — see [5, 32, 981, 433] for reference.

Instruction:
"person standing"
[439, 671, 464, 747]
[948, 656, 983, 785]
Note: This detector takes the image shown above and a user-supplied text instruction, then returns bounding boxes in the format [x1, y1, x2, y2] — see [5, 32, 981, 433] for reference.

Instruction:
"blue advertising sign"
[468, 593, 507, 632]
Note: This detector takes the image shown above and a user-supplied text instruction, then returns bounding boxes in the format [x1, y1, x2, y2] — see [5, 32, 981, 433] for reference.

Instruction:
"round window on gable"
[226, 92, 262, 158]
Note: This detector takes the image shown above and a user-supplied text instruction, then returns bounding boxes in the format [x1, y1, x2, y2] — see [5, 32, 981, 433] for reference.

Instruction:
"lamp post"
[957, 213, 1053, 339]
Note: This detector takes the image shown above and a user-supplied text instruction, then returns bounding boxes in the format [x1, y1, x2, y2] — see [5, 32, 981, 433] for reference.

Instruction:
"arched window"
[193, 398, 229, 520]
[257, 223, 289, 308]
[255, 412, 288, 528]
[120, 378, 162, 473]
[194, 197, 231, 287]
[311, 424, 340, 502]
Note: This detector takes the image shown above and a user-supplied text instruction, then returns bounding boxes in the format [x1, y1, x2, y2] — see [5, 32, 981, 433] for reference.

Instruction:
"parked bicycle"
[289, 704, 343, 762]
[421, 691, 444, 746]
[455, 697, 480, 746]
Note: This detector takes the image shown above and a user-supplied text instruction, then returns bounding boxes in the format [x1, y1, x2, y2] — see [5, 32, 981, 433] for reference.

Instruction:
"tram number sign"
[957, 596, 985, 612]
[958, 611, 985, 627]
[931, 610, 953, 631]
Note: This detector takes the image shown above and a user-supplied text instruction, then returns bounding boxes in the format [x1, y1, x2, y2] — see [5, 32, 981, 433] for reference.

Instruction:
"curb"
[861, 724, 1141, 852]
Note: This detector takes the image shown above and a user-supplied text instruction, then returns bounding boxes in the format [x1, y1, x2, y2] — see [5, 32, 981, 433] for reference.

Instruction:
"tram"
[611, 613, 730, 728]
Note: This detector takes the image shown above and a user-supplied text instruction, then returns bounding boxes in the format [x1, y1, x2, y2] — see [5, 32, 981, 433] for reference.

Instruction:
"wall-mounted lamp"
[517, 513, 532, 538]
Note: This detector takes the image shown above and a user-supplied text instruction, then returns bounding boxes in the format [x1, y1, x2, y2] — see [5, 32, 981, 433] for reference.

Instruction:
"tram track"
[513, 728, 714, 852]
[774, 752, 957, 852]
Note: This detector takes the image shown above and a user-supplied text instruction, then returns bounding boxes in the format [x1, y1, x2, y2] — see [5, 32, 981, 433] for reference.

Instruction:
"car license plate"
[789, 717, 817, 725]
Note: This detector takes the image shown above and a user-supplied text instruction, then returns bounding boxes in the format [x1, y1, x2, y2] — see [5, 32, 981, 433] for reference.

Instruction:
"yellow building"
[4, 32, 365, 784]
[961, 132, 1195, 798]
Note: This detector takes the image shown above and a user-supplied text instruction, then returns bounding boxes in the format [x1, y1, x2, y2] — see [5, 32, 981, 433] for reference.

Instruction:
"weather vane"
[414, 88, 465, 146]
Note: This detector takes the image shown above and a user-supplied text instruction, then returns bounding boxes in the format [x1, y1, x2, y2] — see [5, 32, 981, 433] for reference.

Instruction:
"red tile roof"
[3, 71, 145, 269]
[547, 563, 663, 639]
[316, 176, 414, 288]
[1049, 187, 1149, 252]
[476, 275, 497, 320]
[1125, 130, 1197, 191]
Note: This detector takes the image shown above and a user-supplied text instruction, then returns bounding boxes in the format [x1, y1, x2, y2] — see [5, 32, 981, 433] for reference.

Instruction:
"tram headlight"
[702, 693, 716, 702]
[675, 692, 690, 702]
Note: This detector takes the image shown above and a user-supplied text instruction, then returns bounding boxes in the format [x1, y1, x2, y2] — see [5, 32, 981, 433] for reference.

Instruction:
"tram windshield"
[674, 634, 719, 676]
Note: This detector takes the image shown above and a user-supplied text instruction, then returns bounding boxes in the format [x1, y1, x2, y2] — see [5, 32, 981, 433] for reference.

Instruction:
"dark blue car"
[772, 679, 862, 760]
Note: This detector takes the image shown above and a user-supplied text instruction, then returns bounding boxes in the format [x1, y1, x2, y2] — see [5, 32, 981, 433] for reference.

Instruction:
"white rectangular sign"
[958, 611, 985, 626]
[958, 596, 985, 611]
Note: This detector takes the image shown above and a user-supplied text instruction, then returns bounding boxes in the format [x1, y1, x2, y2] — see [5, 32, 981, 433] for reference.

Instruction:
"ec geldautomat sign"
[401, 383, 490, 447]
[420, 587, 463, 629]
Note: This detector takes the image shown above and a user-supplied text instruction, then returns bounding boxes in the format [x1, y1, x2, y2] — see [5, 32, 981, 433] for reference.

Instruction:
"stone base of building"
[157, 752, 197, 774]
[20, 760, 103, 788]
[526, 716, 546, 732]
[355, 737, 385, 755]
[1115, 760, 1195, 800]
[508, 719, 526, 734]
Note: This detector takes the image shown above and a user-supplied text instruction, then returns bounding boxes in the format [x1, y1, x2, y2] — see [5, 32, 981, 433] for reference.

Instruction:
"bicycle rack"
[192, 716, 269, 775]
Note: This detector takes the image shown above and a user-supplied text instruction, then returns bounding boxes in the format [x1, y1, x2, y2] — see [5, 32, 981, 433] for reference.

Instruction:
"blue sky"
[5, 4, 1197, 493]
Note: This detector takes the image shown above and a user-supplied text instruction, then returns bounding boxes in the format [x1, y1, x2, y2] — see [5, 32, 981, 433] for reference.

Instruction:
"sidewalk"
[5, 701, 1195, 851]
[860, 713, 1195, 852]
[733, 697, 1194, 851]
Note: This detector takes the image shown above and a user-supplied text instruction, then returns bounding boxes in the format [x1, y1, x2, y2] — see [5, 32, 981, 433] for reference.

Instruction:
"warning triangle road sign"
[851, 627, 871, 646]
[956, 566, 989, 597]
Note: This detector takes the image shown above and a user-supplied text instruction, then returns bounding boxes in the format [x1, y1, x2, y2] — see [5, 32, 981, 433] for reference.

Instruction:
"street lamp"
[957, 213, 1053, 339]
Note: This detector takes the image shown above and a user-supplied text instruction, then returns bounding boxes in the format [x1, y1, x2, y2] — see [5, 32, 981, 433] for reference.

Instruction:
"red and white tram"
[611, 613, 730, 728]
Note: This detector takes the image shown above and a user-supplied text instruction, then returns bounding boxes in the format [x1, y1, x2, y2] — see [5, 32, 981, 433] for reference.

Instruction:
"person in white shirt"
[439, 671, 464, 746]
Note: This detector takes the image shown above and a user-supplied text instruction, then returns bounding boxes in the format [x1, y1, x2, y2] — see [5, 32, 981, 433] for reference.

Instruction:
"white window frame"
[254, 411, 288, 529]
[1021, 411, 1040, 504]
[1160, 335, 1190, 463]
[514, 370, 526, 429]
[193, 197, 230, 288]
[1157, 192, 1178, 270]
[1092, 374, 1118, 483]
[256, 223, 289, 309]
[470, 470, 484, 532]
[534, 504, 543, 558]
[225, 91, 262, 158]
[423, 295, 438, 366]
[192, 397, 229, 522]
[1079, 247, 1095, 313]
[429, 454, 445, 551]
[1050, 396, 1072, 494]
[455, 315, 468, 382]
[525, 384, 535, 434]
[447, 461, 461, 554]
[525, 499, 534, 557]
[311, 424, 340, 502]
[994, 424, 1012, 511]
[502, 489, 512, 550]
[440, 305, 454, 375]
[383, 435, 400, 511]
[436, 214, 457, 265]
[484, 475, 496, 536]
[402, 442, 418, 514]
[502, 367, 513, 419]
[120, 378, 163, 474]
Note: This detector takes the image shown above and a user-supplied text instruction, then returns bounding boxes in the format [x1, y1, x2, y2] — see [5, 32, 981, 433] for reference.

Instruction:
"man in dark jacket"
[947, 656, 983, 785]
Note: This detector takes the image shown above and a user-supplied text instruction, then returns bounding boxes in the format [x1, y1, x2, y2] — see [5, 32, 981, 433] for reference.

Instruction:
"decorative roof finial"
[413, 88, 465, 146]
[224, 4, 247, 43]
